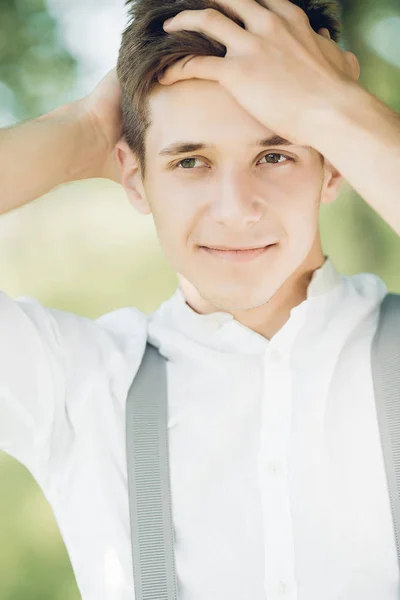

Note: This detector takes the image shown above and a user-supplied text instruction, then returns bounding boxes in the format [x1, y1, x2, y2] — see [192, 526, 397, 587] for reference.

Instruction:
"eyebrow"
[158, 135, 294, 157]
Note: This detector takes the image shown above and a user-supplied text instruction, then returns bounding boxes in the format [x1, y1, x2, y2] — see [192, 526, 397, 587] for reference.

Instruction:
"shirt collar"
[150, 256, 343, 355]
[306, 255, 342, 299]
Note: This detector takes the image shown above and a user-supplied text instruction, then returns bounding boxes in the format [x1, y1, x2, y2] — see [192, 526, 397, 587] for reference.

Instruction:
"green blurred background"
[0, 0, 400, 598]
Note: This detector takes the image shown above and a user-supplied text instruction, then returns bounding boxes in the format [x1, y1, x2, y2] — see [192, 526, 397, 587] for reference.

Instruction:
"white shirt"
[0, 256, 398, 600]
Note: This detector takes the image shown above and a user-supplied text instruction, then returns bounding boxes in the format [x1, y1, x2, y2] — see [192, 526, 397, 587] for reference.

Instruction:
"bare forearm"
[308, 81, 400, 237]
[0, 99, 120, 216]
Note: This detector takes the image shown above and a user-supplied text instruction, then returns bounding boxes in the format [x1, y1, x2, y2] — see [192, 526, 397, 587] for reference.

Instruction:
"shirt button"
[269, 347, 282, 362]
[268, 460, 281, 475]
[277, 580, 287, 594]
[206, 316, 222, 331]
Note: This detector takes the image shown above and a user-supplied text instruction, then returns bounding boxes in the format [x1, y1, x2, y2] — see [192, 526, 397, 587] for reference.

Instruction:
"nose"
[209, 173, 263, 230]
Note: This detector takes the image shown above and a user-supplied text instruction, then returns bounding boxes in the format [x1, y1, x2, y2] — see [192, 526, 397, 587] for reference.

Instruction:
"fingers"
[163, 7, 252, 53]
[258, 0, 309, 23]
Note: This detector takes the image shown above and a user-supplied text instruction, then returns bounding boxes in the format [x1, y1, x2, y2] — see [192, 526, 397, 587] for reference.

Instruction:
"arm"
[307, 80, 400, 237]
[0, 69, 123, 216]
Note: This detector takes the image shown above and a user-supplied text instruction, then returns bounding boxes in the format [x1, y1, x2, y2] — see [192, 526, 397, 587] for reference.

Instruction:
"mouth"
[200, 244, 276, 263]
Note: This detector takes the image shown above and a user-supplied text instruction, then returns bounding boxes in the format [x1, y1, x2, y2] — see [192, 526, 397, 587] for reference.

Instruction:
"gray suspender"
[126, 342, 178, 599]
[371, 292, 400, 574]
[126, 292, 400, 598]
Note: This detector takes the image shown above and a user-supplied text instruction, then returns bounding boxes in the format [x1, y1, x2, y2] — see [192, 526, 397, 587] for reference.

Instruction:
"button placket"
[259, 350, 297, 600]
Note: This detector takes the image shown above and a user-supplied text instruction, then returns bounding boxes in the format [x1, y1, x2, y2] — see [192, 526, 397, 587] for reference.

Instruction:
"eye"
[175, 157, 205, 170]
[259, 153, 291, 165]
[173, 152, 292, 170]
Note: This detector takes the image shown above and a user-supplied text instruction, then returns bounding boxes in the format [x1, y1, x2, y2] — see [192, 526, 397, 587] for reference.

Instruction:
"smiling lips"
[201, 244, 275, 262]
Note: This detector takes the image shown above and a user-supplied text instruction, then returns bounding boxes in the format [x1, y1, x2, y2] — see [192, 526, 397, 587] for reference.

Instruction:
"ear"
[114, 138, 152, 215]
[320, 156, 344, 206]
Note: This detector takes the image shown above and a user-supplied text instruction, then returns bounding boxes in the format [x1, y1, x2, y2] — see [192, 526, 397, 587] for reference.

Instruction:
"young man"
[1, 0, 400, 598]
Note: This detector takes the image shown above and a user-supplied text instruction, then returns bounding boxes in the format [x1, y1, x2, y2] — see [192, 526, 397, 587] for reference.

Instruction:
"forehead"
[146, 79, 277, 151]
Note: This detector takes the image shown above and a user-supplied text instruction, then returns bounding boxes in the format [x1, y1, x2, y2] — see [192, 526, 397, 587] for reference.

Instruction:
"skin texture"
[116, 77, 343, 340]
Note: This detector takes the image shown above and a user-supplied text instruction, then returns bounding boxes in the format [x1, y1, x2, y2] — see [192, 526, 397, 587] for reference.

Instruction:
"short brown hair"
[117, 0, 343, 180]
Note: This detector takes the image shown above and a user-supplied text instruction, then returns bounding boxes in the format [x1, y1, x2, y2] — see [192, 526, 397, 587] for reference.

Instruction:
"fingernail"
[164, 17, 174, 28]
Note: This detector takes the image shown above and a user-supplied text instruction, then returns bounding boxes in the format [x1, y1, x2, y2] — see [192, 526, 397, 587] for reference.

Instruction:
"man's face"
[118, 78, 342, 312]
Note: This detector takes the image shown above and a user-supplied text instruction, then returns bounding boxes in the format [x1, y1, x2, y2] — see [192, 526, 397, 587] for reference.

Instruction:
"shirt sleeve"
[0, 290, 147, 483]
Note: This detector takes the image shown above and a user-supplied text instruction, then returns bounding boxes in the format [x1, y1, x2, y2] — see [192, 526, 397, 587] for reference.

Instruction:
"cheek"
[150, 195, 196, 254]
[278, 190, 321, 240]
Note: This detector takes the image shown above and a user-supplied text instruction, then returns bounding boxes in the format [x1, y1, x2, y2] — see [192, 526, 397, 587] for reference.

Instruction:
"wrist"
[69, 98, 112, 181]
[75, 98, 123, 183]
[300, 79, 367, 153]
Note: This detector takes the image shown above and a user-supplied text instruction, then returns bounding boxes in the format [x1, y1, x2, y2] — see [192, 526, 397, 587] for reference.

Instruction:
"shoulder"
[7, 293, 149, 386]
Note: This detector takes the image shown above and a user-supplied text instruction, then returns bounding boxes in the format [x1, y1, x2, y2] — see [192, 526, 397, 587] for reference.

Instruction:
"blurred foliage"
[0, 0, 400, 598]
[0, 0, 78, 120]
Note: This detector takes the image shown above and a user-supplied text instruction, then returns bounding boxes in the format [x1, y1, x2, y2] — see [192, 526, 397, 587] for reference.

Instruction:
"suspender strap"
[371, 292, 400, 575]
[126, 341, 178, 600]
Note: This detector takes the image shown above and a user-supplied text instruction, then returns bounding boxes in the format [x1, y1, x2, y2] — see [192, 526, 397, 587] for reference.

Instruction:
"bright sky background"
[46, 0, 128, 98]
[365, 14, 400, 68]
